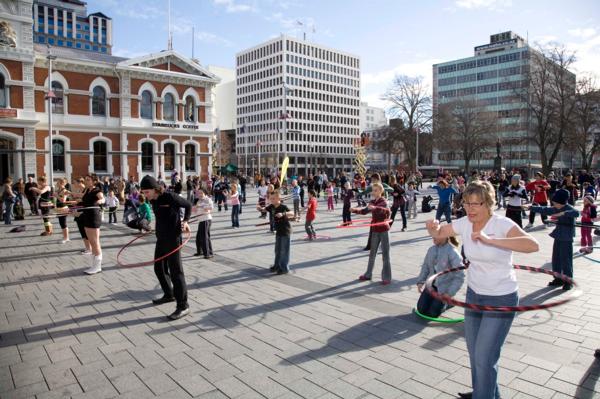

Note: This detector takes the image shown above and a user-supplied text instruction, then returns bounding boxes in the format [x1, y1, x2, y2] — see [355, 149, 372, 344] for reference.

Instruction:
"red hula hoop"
[425, 264, 581, 312]
[337, 219, 392, 229]
[117, 230, 192, 268]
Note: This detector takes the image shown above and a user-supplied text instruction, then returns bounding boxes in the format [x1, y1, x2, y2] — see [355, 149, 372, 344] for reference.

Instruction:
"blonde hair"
[371, 182, 383, 193]
[463, 180, 496, 214]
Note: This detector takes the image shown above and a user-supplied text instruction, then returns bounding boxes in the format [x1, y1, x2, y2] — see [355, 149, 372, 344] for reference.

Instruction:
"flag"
[296, 20, 303, 26]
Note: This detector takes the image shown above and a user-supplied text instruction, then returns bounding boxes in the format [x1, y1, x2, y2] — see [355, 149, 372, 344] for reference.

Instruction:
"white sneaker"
[61, 239, 70, 244]
[525, 223, 534, 229]
[80, 250, 92, 255]
[84, 256, 102, 275]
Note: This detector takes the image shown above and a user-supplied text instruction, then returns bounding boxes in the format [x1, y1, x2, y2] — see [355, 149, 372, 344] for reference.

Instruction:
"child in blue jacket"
[529, 189, 579, 291]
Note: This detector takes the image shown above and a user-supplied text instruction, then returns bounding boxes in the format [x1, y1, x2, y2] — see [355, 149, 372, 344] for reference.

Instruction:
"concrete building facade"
[235, 35, 360, 177]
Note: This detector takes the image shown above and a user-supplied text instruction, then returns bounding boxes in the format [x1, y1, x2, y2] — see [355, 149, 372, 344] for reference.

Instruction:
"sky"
[92, 0, 600, 110]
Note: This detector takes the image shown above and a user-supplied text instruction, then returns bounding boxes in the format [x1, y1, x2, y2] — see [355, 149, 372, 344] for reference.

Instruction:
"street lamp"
[46, 51, 57, 191]
[281, 84, 293, 167]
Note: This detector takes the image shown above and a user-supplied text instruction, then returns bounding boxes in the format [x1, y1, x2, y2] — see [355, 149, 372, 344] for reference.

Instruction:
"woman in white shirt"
[426, 181, 539, 399]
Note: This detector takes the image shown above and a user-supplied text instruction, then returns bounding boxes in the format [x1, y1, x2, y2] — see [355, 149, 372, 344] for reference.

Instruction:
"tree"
[381, 75, 432, 171]
[370, 119, 406, 173]
[517, 43, 577, 174]
[434, 98, 498, 173]
[566, 76, 600, 170]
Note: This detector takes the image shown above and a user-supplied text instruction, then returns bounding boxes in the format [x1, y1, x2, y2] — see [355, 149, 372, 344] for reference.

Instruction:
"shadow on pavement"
[575, 358, 600, 399]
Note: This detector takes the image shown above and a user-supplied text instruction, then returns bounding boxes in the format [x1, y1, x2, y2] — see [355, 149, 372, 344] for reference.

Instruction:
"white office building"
[359, 101, 387, 131]
[235, 35, 360, 177]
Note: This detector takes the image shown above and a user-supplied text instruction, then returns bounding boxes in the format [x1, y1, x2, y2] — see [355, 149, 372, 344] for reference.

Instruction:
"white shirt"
[195, 197, 213, 222]
[452, 214, 518, 296]
[257, 185, 268, 199]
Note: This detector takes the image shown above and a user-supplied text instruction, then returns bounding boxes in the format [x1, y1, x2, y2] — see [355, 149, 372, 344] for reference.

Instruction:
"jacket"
[416, 243, 465, 296]
[530, 204, 579, 242]
[358, 197, 390, 233]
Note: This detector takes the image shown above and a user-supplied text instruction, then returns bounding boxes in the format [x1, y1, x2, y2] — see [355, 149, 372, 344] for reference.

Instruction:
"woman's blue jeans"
[435, 202, 452, 224]
[465, 287, 518, 399]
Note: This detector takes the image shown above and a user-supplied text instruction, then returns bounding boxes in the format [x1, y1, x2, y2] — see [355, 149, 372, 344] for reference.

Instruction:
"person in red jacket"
[352, 183, 392, 285]
[305, 189, 318, 240]
[525, 172, 551, 229]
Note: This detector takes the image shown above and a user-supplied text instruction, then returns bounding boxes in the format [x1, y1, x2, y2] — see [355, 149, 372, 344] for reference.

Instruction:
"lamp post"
[282, 84, 293, 163]
[46, 53, 57, 190]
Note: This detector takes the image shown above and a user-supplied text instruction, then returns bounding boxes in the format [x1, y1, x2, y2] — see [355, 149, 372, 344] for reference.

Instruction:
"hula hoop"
[581, 247, 600, 263]
[413, 308, 464, 323]
[336, 219, 392, 229]
[425, 264, 581, 312]
[304, 235, 331, 240]
[117, 230, 192, 268]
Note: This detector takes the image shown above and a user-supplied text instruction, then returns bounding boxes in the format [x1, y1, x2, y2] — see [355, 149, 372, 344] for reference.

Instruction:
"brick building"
[0, 0, 219, 184]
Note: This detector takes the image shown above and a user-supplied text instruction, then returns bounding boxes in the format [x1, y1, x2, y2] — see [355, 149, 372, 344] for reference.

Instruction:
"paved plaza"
[1, 190, 600, 398]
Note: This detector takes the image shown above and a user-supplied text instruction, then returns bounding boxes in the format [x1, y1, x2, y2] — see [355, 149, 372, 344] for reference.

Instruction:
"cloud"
[195, 32, 234, 47]
[213, 0, 256, 13]
[112, 47, 150, 58]
[93, 0, 164, 20]
[454, 0, 512, 10]
[568, 28, 597, 39]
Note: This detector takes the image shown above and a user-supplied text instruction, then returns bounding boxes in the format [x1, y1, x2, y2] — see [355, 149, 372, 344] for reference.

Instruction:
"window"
[185, 144, 196, 171]
[141, 142, 154, 171]
[0, 74, 7, 108]
[139, 90, 152, 119]
[48, 37, 54, 44]
[184, 96, 195, 122]
[91, 86, 106, 116]
[164, 143, 175, 171]
[163, 93, 175, 121]
[52, 139, 65, 172]
[51, 81, 64, 114]
[93, 140, 107, 171]
[38, 35, 45, 43]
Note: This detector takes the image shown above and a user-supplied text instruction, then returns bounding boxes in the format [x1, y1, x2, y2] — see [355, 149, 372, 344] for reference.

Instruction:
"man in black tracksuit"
[140, 175, 192, 320]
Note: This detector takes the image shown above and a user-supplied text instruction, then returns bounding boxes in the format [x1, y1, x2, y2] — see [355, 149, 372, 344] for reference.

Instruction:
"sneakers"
[525, 223, 534, 229]
[168, 307, 190, 320]
[80, 249, 92, 255]
[358, 275, 371, 281]
[548, 278, 563, 287]
[562, 283, 573, 291]
[152, 296, 175, 305]
[61, 239, 70, 244]
[381, 280, 391, 286]
[84, 255, 102, 275]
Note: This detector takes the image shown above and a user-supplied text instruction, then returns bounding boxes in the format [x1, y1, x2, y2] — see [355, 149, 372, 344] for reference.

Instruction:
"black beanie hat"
[551, 189, 569, 205]
[140, 175, 160, 190]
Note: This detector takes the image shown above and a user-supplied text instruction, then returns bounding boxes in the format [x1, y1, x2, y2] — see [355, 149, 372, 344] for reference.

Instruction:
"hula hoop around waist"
[117, 230, 192, 268]
[424, 264, 581, 312]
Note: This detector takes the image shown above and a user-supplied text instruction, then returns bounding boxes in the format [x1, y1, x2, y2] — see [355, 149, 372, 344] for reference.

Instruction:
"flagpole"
[244, 119, 248, 176]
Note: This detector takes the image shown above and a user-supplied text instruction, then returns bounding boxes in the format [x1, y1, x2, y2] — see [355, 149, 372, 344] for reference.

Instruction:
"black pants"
[342, 204, 352, 223]
[417, 287, 446, 318]
[217, 194, 227, 211]
[506, 205, 523, 228]
[27, 196, 37, 214]
[196, 220, 213, 256]
[528, 201, 548, 224]
[75, 216, 87, 239]
[300, 191, 305, 208]
[390, 205, 407, 229]
[154, 237, 188, 310]
[108, 207, 117, 223]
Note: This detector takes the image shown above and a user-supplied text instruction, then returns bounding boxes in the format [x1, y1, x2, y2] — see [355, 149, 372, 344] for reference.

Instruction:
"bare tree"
[565, 76, 600, 170]
[518, 43, 577, 174]
[381, 75, 432, 171]
[434, 98, 498, 173]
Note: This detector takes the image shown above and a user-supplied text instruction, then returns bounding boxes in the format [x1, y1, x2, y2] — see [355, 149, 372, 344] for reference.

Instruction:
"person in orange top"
[305, 189, 318, 240]
[525, 172, 551, 229]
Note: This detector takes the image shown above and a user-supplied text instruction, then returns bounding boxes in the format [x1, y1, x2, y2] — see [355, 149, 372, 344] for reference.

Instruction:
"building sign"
[474, 38, 517, 52]
[0, 108, 17, 118]
[152, 122, 199, 130]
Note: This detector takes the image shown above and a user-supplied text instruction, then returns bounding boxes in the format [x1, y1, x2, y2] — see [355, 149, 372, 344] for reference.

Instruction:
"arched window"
[141, 142, 154, 171]
[0, 74, 7, 108]
[163, 93, 175, 121]
[93, 140, 107, 172]
[91, 86, 106, 116]
[52, 139, 65, 172]
[164, 143, 175, 171]
[184, 96, 195, 122]
[140, 90, 153, 119]
[185, 144, 196, 171]
[51, 81, 64, 114]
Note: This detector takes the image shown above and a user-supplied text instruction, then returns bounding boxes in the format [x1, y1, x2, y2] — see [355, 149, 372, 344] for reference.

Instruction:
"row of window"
[240, 108, 358, 126]
[286, 65, 359, 88]
[36, 35, 108, 52]
[438, 66, 526, 86]
[237, 41, 283, 66]
[286, 54, 359, 78]
[242, 120, 358, 137]
[237, 76, 282, 96]
[237, 65, 282, 87]
[238, 143, 356, 156]
[50, 139, 199, 173]
[285, 76, 360, 98]
[438, 151, 536, 161]
[237, 54, 282, 77]
[438, 80, 526, 98]
[237, 131, 357, 146]
[438, 50, 528, 74]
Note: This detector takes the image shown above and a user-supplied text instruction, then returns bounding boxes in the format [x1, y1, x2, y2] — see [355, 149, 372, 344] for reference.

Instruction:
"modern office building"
[33, 0, 113, 54]
[432, 31, 575, 171]
[359, 101, 387, 132]
[235, 35, 360, 177]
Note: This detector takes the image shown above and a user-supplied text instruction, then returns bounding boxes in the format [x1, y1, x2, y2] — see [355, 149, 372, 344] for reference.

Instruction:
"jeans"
[390, 205, 407, 229]
[552, 240, 573, 278]
[465, 287, 518, 399]
[274, 234, 291, 272]
[293, 199, 300, 218]
[364, 231, 391, 281]
[231, 204, 240, 227]
[195, 220, 213, 256]
[3, 199, 14, 224]
[416, 287, 446, 318]
[435, 202, 452, 224]
[305, 219, 316, 238]
[407, 201, 417, 218]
